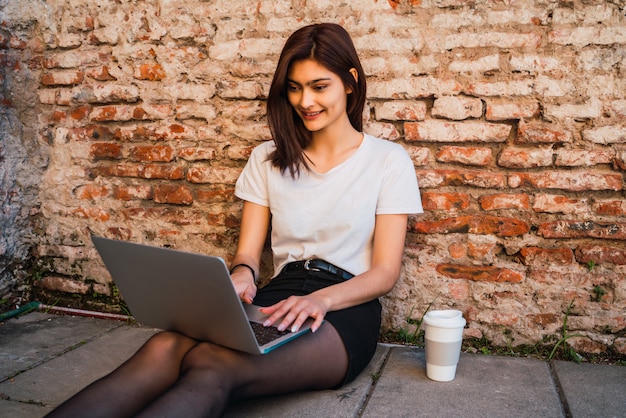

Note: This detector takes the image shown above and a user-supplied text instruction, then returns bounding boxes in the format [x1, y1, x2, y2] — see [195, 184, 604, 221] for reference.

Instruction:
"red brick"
[517, 122, 572, 143]
[178, 147, 217, 161]
[593, 199, 626, 216]
[90, 106, 118, 122]
[154, 184, 193, 205]
[186, 167, 241, 184]
[115, 123, 195, 141]
[68, 125, 114, 142]
[70, 105, 91, 121]
[533, 194, 589, 214]
[75, 184, 109, 200]
[375, 100, 427, 121]
[416, 169, 506, 189]
[485, 100, 540, 121]
[421, 192, 470, 211]
[90, 143, 122, 160]
[467, 242, 499, 260]
[555, 148, 614, 166]
[195, 187, 237, 203]
[479, 193, 531, 210]
[41, 70, 84, 86]
[129, 145, 174, 162]
[575, 245, 626, 266]
[405, 120, 510, 143]
[51, 110, 66, 123]
[87, 65, 116, 81]
[436, 264, 524, 283]
[410, 215, 530, 237]
[71, 206, 110, 221]
[498, 147, 553, 168]
[90, 105, 171, 122]
[90, 164, 185, 180]
[113, 185, 153, 201]
[466, 80, 533, 97]
[134, 63, 167, 81]
[509, 172, 623, 191]
[538, 221, 626, 240]
[528, 313, 559, 328]
[448, 242, 466, 259]
[518, 246, 575, 266]
[447, 281, 471, 300]
[436, 146, 492, 166]
[105, 227, 133, 241]
[568, 338, 608, 355]
[431, 96, 482, 120]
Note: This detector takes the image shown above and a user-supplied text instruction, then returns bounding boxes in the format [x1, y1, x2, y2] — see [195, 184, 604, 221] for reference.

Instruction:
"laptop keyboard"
[249, 321, 292, 346]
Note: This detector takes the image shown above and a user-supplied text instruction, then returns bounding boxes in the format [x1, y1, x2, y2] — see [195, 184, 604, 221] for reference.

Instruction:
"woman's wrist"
[229, 263, 257, 285]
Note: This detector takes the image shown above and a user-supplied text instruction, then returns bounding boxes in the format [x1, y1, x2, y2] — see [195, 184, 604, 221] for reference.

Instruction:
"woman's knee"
[139, 331, 197, 364]
[181, 342, 240, 373]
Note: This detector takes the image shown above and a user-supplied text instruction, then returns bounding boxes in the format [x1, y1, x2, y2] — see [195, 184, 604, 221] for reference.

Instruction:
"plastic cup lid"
[423, 310, 466, 328]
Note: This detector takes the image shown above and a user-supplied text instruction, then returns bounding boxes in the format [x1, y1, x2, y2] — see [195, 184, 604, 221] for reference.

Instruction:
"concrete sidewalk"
[1, 312, 624, 417]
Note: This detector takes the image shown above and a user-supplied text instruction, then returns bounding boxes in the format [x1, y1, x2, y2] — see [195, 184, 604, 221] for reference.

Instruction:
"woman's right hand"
[231, 270, 257, 304]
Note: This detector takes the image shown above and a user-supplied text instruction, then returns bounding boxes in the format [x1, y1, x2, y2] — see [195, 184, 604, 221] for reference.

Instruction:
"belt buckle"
[303, 259, 320, 272]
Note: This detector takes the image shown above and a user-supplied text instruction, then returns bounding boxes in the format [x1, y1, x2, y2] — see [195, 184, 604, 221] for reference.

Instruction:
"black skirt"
[253, 267, 381, 385]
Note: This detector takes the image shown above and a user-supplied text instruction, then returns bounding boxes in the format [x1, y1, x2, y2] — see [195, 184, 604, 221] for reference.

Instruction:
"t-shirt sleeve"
[234, 143, 271, 207]
[376, 145, 423, 215]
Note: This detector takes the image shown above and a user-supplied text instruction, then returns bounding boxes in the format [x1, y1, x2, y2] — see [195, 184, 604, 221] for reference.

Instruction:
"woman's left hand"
[259, 293, 330, 334]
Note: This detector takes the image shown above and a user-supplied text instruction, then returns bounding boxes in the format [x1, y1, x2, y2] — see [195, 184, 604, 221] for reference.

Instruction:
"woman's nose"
[299, 88, 314, 108]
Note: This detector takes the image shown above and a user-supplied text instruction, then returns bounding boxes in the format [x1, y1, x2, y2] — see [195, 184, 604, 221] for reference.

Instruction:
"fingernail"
[277, 324, 285, 331]
[291, 324, 299, 333]
[263, 320, 271, 327]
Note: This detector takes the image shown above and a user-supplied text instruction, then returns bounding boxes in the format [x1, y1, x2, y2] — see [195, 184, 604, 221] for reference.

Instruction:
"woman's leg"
[46, 331, 198, 418]
[135, 321, 349, 417]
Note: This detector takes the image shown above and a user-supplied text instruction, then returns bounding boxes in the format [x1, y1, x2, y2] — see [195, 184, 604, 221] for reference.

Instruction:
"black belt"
[284, 259, 354, 281]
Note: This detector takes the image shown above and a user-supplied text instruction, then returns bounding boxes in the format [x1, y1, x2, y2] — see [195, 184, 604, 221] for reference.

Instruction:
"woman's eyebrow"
[287, 77, 332, 86]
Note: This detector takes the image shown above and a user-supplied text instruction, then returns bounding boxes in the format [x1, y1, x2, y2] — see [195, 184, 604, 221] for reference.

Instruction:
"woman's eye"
[313, 85, 327, 91]
[287, 84, 300, 92]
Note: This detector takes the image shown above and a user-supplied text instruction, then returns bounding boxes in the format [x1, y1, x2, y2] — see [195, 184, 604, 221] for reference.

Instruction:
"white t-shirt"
[235, 133, 423, 278]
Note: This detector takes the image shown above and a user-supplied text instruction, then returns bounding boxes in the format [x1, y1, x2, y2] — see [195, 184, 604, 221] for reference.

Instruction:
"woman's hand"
[259, 293, 330, 333]
[231, 270, 257, 304]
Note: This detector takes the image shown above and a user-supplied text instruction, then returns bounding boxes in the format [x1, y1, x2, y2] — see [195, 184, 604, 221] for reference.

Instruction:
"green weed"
[591, 285, 606, 302]
[548, 300, 584, 362]
[395, 293, 440, 345]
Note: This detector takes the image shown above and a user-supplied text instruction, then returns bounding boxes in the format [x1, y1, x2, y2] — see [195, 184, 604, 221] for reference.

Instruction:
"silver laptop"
[91, 235, 313, 355]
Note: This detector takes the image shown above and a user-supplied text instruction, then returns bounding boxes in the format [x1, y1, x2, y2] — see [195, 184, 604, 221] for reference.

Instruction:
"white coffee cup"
[423, 310, 466, 382]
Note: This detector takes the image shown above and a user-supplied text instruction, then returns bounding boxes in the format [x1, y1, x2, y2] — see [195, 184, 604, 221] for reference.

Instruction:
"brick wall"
[1, 0, 624, 355]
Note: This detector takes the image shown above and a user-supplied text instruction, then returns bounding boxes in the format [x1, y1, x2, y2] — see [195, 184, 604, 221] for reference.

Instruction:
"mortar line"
[548, 360, 573, 418]
[355, 345, 393, 417]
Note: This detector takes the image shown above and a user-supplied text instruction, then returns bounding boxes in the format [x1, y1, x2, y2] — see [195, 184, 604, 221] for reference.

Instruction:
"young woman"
[47, 23, 422, 417]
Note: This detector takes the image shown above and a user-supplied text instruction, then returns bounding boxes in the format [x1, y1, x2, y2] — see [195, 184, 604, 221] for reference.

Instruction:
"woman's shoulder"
[248, 140, 276, 161]
[252, 140, 276, 153]
[363, 134, 410, 158]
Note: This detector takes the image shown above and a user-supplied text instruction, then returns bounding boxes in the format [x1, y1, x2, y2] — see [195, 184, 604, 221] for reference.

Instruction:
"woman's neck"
[305, 120, 363, 173]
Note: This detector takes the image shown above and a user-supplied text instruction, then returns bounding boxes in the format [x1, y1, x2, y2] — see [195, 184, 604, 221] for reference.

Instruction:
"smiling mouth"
[301, 110, 323, 119]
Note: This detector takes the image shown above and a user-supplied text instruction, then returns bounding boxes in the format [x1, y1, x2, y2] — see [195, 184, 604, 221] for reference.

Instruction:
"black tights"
[45, 322, 348, 418]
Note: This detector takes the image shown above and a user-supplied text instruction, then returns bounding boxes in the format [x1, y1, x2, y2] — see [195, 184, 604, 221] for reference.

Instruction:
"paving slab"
[363, 347, 564, 418]
[553, 360, 626, 418]
[0, 312, 122, 380]
[224, 345, 388, 417]
[2, 312, 625, 418]
[0, 314, 157, 417]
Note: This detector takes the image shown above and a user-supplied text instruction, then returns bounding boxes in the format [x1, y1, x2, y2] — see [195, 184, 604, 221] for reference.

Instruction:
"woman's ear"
[346, 68, 358, 94]
[349, 68, 358, 83]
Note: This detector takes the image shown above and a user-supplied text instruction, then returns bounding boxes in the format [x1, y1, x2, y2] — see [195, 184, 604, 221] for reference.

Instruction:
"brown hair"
[267, 23, 367, 177]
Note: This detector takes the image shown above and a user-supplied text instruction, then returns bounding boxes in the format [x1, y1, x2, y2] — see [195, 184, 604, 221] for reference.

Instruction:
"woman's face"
[286, 59, 353, 134]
